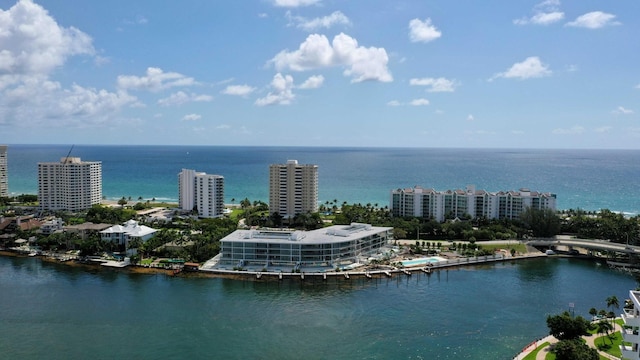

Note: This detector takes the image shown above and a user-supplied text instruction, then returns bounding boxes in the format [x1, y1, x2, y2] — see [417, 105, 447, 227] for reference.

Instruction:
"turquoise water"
[5, 145, 640, 214]
[402, 257, 444, 267]
[0, 256, 636, 359]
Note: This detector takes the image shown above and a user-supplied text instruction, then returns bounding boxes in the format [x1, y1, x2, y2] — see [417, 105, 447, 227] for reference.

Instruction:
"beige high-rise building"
[269, 160, 318, 218]
[0, 145, 7, 197]
[38, 157, 102, 211]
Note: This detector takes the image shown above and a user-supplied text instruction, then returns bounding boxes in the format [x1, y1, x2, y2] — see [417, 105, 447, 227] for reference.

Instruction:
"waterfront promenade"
[513, 321, 624, 360]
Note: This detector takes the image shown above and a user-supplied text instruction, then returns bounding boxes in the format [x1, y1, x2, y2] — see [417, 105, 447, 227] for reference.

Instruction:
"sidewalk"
[514, 321, 623, 360]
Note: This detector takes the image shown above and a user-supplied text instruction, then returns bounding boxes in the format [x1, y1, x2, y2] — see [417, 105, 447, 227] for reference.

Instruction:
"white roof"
[221, 223, 392, 245]
[100, 220, 157, 238]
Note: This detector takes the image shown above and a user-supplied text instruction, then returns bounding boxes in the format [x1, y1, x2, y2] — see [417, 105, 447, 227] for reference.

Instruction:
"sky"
[0, 0, 639, 149]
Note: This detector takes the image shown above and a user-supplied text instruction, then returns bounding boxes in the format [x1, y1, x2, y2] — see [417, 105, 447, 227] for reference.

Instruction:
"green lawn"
[594, 331, 623, 358]
[477, 243, 527, 254]
[522, 342, 549, 360]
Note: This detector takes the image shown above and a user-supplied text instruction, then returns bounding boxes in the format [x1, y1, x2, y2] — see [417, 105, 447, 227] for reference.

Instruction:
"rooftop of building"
[394, 185, 556, 197]
[221, 223, 392, 245]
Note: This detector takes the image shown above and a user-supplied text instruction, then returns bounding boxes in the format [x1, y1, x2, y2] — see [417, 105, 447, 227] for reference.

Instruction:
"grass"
[594, 331, 623, 358]
[477, 243, 527, 254]
[140, 258, 153, 265]
[522, 341, 549, 360]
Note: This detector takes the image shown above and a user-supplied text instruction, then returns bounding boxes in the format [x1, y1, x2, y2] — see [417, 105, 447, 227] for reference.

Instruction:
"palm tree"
[596, 320, 613, 344]
[606, 295, 620, 326]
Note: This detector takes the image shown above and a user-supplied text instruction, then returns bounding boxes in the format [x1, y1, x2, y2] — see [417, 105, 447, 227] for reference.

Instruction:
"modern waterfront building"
[621, 289, 640, 358]
[390, 185, 556, 222]
[0, 145, 7, 197]
[38, 157, 102, 212]
[178, 169, 224, 218]
[269, 160, 318, 219]
[217, 223, 393, 269]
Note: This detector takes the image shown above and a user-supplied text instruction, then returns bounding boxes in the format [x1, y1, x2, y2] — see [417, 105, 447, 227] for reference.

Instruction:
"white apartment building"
[269, 160, 318, 219]
[390, 185, 556, 222]
[621, 289, 640, 359]
[38, 157, 102, 212]
[0, 145, 7, 197]
[178, 169, 224, 218]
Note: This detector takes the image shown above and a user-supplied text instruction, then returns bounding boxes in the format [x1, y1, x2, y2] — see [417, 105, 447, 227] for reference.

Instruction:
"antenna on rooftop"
[63, 144, 74, 164]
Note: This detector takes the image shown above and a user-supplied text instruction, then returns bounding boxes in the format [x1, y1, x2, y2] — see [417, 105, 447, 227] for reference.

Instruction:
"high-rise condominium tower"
[269, 160, 318, 218]
[38, 157, 102, 211]
[0, 145, 7, 197]
[178, 169, 224, 218]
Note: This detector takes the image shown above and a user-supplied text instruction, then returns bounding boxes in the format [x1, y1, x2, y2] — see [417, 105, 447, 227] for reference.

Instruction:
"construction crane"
[63, 144, 74, 164]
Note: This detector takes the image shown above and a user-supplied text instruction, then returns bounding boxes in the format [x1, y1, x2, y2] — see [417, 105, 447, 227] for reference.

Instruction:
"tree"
[118, 197, 128, 207]
[588, 307, 598, 320]
[546, 312, 591, 340]
[520, 207, 561, 238]
[596, 320, 613, 344]
[606, 295, 619, 326]
[553, 339, 598, 360]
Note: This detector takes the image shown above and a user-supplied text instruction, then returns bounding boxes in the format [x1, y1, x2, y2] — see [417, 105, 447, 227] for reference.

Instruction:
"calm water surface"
[0, 256, 636, 359]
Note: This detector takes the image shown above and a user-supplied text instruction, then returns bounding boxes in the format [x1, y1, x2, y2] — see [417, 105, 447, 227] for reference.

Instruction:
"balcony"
[620, 344, 636, 359]
[623, 327, 640, 344]
[623, 309, 640, 328]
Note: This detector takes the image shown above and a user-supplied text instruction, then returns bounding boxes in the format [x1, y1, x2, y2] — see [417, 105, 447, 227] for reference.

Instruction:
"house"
[99, 220, 157, 253]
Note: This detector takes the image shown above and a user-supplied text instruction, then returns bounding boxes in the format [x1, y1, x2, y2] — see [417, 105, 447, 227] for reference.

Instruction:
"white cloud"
[0, 0, 139, 128]
[408, 18, 442, 43]
[272, 0, 320, 8]
[0, 77, 139, 127]
[288, 11, 350, 31]
[514, 0, 564, 26]
[566, 11, 620, 29]
[387, 100, 401, 107]
[157, 91, 213, 106]
[409, 77, 457, 92]
[492, 56, 551, 80]
[595, 126, 612, 133]
[270, 33, 392, 83]
[181, 113, 202, 122]
[636, 84, 640, 89]
[552, 126, 585, 135]
[255, 73, 295, 106]
[117, 67, 196, 92]
[258, 13, 268, 18]
[0, 0, 95, 75]
[410, 98, 430, 106]
[216, 124, 231, 129]
[222, 84, 256, 96]
[511, 130, 525, 135]
[467, 114, 475, 121]
[612, 106, 634, 115]
[514, 11, 564, 25]
[299, 75, 324, 89]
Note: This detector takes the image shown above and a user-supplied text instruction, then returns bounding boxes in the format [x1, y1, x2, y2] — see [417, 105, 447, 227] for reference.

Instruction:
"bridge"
[527, 236, 640, 255]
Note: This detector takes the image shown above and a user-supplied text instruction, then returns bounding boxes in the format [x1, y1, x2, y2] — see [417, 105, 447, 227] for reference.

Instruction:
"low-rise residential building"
[99, 220, 157, 249]
[390, 185, 556, 221]
[621, 289, 640, 358]
[217, 223, 393, 269]
[40, 218, 64, 235]
[64, 222, 112, 240]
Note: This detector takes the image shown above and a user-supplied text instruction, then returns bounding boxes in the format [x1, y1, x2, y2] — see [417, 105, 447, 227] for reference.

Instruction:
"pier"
[198, 252, 547, 281]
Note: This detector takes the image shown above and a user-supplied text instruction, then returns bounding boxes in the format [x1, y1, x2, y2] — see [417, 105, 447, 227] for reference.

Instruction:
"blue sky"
[0, 0, 638, 148]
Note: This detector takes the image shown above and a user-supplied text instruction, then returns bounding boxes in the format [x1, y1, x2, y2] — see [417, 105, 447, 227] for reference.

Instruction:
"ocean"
[5, 145, 640, 214]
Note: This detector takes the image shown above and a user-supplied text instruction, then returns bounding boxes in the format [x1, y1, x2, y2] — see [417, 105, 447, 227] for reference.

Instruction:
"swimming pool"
[401, 257, 446, 267]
